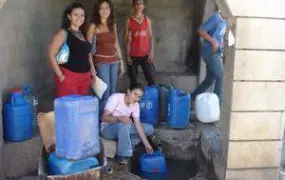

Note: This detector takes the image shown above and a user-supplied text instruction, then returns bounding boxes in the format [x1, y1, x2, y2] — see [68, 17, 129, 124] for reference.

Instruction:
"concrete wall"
[0, 0, 74, 179]
[80, 0, 202, 74]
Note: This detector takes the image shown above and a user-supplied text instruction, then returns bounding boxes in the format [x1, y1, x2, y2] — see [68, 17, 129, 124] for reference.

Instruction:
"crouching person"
[101, 83, 154, 164]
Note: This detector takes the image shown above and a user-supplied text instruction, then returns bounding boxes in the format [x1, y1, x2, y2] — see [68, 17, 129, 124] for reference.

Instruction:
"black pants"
[127, 56, 155, 87]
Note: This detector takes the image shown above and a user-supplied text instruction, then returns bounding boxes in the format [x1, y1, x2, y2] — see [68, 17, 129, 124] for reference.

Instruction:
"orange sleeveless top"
[94, 31, 118, 64]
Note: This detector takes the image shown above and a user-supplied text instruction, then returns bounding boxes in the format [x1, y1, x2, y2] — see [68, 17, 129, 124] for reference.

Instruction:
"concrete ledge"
[4, 135, 42, 179]
[199, 123, 221, 161]
[154, 123, 200, 160]
[118, 74, 198, 93]
[101, 138, 116, 159]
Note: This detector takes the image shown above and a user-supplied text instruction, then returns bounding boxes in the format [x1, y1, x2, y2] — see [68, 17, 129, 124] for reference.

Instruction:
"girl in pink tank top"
[124, 0, 155, 87]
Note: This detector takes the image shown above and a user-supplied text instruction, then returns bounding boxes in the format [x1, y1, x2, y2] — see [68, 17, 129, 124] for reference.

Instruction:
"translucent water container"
[54, 95, 100, 160]
[48, 153, 99, 175]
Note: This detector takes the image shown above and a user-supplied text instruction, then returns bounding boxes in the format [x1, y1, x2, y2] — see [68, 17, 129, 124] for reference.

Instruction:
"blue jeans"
[96, 62, 119, 115]
[101, 123, 154, 157]
[192, 49, 224, 103]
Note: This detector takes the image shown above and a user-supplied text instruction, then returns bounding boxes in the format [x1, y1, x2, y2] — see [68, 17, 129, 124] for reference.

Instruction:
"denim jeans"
[96, 62, 119, 115]
[192, 49, 224, 103]
[101, 123, 154, 157]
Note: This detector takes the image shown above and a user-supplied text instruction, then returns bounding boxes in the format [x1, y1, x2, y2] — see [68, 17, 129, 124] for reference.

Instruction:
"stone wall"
[215, 0, 285, 179]
[79, 0, 203, 74]
[0, 0, 74, 179]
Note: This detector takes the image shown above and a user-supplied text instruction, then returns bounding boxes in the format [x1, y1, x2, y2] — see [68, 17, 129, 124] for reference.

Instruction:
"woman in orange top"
[87, 0, 125, 114]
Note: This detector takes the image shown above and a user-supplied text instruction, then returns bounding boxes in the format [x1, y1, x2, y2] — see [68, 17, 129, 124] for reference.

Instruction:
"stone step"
[118, 73, 197, 93]
[104, 159, 140, 180]
[154, 122, 200, 161]
[4, 133, 42, 179]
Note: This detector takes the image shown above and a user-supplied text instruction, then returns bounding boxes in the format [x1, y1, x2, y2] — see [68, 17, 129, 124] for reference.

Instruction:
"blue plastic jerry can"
[167, 89, 191, 129]
[139, 86, 159, 125]
[3, 92, 33, 141]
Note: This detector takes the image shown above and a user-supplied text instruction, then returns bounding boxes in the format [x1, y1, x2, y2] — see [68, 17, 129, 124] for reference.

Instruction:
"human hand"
[119, 64, 125, 78]
[127, 56, 132, 65]
[144, 142, 154, 154]
[118, 116, 133, 125]
[59, 75, 65, 83]
[147, 53, 154, 64]
[91, 71, 97, 83]
[212, 40, 219, 52]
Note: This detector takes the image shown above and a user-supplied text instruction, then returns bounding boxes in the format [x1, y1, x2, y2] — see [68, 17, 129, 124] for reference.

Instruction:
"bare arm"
[102, 110, 133, 124]
[47, 29, 65, 81]
[114, 24, 125, 77]
[124, 18, 132, 65]
[102, 110, 120, 124]
[114, 24, 123, 60]
[86, 24, 97, 78]
[89, 53, 96, 78]
[198, 29, 217, 46]
[134, 118, 153, 154]
[86, 23, 96, 42]
[146, 17, 154, 63]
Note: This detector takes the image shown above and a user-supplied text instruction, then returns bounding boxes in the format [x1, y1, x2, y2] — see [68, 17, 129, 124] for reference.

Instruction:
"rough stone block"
[236, 18, 285, 50]
[226, 0, 285, 18]
[225, 168, 279, 180]
[227, 141, 282, 169]
[101, 138, 117, 159]
[104, 159, 140, 180]
[232, 82, 285, 111]
[154, 123, 200, 160]
[230, 112, 284, 140]
[233, 50, 285, 81]
[200, 123, 221, 161]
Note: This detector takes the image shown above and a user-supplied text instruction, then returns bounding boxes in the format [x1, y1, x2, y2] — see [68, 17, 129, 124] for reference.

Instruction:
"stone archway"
[210, 0, 285, 179]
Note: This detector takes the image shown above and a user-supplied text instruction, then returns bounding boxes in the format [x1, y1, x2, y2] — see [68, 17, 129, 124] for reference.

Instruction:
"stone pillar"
[0, 96, 3, 180]
[216, 0, 285, 179]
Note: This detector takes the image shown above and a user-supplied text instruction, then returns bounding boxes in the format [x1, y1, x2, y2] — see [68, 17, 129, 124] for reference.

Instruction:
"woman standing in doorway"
[48, 3, 96, 97]
[87, 0, 125, 114]
[124, 0, 155, 87]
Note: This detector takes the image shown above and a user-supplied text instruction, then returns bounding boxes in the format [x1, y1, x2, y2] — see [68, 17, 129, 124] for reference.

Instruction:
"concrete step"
[4, 132, 42, 179]
[117, 73, 197, 93]
[104, 159, 140, 180]
[154, 122, 200, 161]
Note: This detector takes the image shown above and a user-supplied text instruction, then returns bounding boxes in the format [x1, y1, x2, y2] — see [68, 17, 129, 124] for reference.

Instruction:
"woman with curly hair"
[87, 0, 125, 114]
[48, 2, 96, 97]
